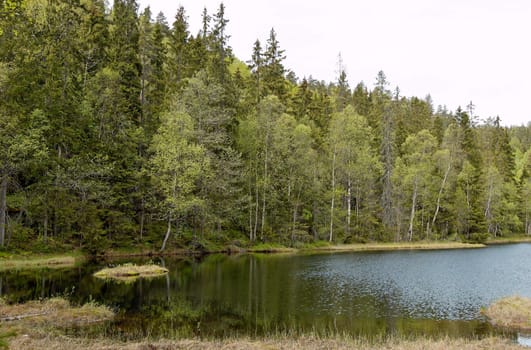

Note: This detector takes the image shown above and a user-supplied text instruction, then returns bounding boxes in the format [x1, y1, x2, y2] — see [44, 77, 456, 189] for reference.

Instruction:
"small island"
[93, 264, 169, 282]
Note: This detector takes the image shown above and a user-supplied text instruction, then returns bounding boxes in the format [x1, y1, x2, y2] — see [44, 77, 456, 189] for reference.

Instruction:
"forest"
[0, 0, 530, 254]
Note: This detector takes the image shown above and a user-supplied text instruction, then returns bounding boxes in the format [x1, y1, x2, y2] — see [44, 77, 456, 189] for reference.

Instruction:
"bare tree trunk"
[381, 107, 394, 228]
[248, 176, 254, 241]
[261, 145, 268, 241]
[355, 184, 360, 230]
[407, 180, 418, 242]
[430, 162, 451, 238]
[312, 201, 319, 240]
[0, 176, 7, 247]
[526, 193, 530, 235]
[43, 209, 48, 242]
[139, 198, 145, 241]
[291, 204, 298, 243]
[329, 145, 336, 242]
[346, 177, 351, 235]
[253, 166, 259, 241]
[484, 179, 493, 235]
[160, 215, 172, 252]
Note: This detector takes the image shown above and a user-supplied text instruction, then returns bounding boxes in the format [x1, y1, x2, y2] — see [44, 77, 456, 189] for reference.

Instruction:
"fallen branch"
[0, 312, 48, 322]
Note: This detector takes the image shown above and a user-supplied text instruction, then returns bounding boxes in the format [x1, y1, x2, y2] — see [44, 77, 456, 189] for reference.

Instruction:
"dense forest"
[0, 0, 530, 254]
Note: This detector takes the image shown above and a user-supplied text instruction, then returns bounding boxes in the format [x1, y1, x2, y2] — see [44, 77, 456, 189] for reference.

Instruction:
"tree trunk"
[253, 166, 260, 241]
[355, 184, 360, 230]
[139, 198, 145, 241]
[484, 180, 493, 234]
[407, 180, 418, 242]
[312, 201, 319, 240]
[160, 215, 172, 252]
[43, 209, 48, 242]
[430, 162, 451, 238]
[291, 204, 298, 243]
[248, 177, 254, 241]
[0, 176, 7, 247]
[261, 144, 268, 241]
[381, 107, 394, 228]
[329, 145, 336, 242]
[346, 177, 351, 235]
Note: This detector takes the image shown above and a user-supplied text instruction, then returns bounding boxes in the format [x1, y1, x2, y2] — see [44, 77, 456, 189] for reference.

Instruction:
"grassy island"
[482, 296, 531, 331]
[93, 263, 169, 282]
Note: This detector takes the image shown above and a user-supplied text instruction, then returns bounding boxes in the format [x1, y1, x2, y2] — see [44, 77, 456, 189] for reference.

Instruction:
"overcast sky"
[138, 0, 531, 126]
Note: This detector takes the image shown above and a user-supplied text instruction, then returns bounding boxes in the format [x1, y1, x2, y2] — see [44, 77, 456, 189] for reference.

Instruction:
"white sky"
[138, 0, 531, 126]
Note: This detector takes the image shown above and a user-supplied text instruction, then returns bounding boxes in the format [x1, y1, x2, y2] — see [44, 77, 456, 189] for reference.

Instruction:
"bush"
[464, 232, 490, 244]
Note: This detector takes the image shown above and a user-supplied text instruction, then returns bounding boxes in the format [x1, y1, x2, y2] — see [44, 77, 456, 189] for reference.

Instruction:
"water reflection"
[1, 244, 531, 340]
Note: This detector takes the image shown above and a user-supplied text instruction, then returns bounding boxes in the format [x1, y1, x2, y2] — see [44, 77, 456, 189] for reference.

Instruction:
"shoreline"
[1, 237, 530, 266]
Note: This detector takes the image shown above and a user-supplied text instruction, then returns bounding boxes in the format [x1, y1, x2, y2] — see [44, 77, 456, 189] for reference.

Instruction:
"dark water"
[1, 244, 531, 341]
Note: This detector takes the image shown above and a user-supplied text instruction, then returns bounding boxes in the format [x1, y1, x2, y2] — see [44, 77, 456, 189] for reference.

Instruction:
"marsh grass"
[482, 296, 531, 331]
[93, 263, 168, 282]
[0, 255, 79, 271]
[308, 241, 485, 252]
[248, 243, 296, 253]
[0, 297, 113, 326]
[5, 334, 525, 350]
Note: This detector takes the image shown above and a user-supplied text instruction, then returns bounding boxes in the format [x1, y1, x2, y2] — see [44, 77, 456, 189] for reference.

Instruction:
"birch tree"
[328, 106, 380, 241]
[149, 107, 207, 251]
[393, 130, 437, 241]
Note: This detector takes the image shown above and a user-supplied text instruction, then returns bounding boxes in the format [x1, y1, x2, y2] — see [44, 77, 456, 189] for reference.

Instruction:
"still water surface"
[1, 243, 531, 340]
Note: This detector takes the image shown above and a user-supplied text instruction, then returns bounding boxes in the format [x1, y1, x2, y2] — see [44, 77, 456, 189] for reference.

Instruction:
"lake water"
[1, 243, 531, 341]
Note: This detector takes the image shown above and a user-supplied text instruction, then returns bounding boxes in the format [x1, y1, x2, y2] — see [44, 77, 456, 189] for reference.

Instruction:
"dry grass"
[482, 296, 531, 331]
[93, 263, 169, 282]
[0, 297, 114, 327]
[0, 255, 78, 271]
[6, 335, 525, 350]
[309, 241, 485, 252]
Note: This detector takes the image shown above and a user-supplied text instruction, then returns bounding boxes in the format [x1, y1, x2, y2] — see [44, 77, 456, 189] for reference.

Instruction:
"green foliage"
[0, 1, 527, 253]
[0, 330, 16, 349]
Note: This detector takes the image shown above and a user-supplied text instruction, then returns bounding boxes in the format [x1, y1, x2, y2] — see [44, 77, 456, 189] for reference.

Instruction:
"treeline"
[0, 0, 529, 253]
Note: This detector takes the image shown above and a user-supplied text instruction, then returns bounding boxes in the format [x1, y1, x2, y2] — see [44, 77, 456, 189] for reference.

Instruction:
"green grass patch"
[304, 241, 485, 253]
[0, 253, 82, 271]
[93, 263, 168, 282]
[248, 242, 295, 253]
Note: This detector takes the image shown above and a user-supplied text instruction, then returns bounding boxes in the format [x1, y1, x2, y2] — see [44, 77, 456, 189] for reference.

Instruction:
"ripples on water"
[1, 243, 530, 340]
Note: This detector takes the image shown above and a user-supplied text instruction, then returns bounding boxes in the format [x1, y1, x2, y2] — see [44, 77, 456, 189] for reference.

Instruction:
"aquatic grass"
[0, 254, 80, 271]
[482, 295, 531, 331]
[93, 263, 168, 282]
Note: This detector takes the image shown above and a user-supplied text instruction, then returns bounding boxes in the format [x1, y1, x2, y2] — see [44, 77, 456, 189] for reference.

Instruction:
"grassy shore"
[93, 263, 169, 282]
[0, 253, 82, 271]
[6, 334, 525, 350]
[302, 241, 485, 253]
[482, 296, 531, 331]
[1, 237, 528, 267]
[486, 236, 531, 245]
[0, 297, 113, 327]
